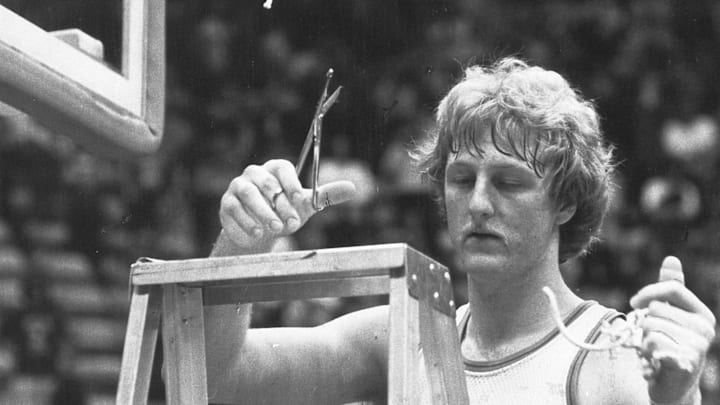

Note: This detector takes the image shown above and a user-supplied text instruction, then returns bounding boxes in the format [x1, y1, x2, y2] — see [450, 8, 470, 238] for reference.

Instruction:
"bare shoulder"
[575, 317, 649, 405]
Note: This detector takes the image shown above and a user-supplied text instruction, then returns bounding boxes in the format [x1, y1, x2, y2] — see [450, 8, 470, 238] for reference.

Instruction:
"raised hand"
[218, 159, 357, 250]
[629, 256, 717, 404]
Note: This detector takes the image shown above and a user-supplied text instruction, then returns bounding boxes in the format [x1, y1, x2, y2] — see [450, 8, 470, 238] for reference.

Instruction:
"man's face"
[444, 133, 573, 279]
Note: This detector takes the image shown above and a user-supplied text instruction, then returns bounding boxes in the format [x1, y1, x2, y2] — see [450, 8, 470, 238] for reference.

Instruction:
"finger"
[639, 327, 687, 374]
[641, 327, 680, 357]
[264, 160, 303, 230]
[219, 196, 263, 241]
[630, 283, 715, 323]
[646, 301, 717, 341]
[270, 192, 302, 233]
[658, 256, 684, 285]
[243, 164, 284, 203]
[228, 179, 284, 233]
[640, 316, 707, 351]
[640, 325, 702, 375]
[265, 159, 304, 204]
[221, 212, 256, 245]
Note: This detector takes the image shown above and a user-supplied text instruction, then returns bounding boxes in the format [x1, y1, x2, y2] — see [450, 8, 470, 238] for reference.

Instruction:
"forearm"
[204, 298, 251, 401]
[204, 229, 273, 400]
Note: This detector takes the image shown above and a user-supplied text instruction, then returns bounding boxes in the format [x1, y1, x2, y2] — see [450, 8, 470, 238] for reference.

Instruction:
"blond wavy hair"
[413, 57, 616, 262]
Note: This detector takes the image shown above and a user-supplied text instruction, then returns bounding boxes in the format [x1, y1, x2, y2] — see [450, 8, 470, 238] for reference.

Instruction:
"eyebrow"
[447, 156, 533, 172]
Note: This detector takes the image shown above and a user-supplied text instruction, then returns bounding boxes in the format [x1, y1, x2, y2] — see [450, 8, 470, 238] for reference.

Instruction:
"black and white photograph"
[0, 1, 718, 404]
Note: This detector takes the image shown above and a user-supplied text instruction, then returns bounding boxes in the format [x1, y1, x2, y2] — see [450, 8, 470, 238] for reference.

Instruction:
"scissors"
[295, 68, 342, 211]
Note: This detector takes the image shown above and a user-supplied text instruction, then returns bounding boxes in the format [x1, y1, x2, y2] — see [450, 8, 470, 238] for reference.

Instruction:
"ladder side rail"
[161, 285, 208, 405]
[407, 249, 470, 405]
[116, 285, 162, 405]
[387, 266, 421, 404]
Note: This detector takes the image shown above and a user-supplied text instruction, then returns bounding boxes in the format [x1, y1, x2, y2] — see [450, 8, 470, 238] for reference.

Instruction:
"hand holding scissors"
[219, 69, 356, 249]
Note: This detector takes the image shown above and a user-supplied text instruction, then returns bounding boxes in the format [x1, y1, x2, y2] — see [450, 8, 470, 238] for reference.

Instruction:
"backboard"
[0, 0, 165, 159]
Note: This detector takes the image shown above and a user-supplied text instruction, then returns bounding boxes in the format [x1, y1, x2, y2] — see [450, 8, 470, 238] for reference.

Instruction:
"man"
[203, 58, 716, 404]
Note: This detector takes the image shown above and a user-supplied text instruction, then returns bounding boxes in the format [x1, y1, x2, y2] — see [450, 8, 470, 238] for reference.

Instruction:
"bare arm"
[211, 305, 389, 404]
[204, 229, 269, 403]
[202, 159, 363, 403]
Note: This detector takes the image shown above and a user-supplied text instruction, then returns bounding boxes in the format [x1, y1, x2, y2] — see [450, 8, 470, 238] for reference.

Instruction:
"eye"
[448, 175, 474, 187]
[447, 172, 475, 188]
[497, 177, 521, 186]
[494, 176, 525, 190]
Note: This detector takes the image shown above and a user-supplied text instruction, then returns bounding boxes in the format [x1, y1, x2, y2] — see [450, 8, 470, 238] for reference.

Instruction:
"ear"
[555, 203, 576, 226]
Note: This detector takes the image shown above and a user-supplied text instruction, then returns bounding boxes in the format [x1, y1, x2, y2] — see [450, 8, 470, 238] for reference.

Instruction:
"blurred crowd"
[0, 0, 719, 403]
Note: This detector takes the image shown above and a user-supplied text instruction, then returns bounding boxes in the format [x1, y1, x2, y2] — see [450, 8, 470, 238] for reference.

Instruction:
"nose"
[468, 177, 495, 219]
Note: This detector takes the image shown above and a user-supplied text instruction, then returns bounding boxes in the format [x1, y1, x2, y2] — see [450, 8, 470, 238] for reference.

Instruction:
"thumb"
[305, 180, 357, 212]
[658, 256, 684, 285]
[629, 256, 686, 310]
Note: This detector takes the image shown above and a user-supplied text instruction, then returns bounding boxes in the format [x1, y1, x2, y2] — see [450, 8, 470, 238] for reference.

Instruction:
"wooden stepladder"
[116, 243, 469, 404]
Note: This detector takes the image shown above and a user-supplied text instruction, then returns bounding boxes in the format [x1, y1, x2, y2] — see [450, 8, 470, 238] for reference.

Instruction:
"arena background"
[0, 0, 719, 403]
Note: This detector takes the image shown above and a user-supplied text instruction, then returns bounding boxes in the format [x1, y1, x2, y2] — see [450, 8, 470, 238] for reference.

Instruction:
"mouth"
[462, 231, 504, 254]
[464, 230, 502, 243]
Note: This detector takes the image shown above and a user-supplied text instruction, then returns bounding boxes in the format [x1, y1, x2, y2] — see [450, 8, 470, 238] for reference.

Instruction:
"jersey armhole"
[565, 309, 624, 405]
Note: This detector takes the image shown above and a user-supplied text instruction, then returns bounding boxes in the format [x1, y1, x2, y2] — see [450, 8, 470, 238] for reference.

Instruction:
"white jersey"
[420, 301, 621, 404]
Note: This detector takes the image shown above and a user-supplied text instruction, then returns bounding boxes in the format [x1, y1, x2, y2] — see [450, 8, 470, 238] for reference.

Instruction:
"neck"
[462, 259, 582, 361]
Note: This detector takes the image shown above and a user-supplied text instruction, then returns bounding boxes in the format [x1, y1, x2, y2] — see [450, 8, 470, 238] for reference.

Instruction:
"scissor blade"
[312, 68, 334, 116]
[296, 87, 342, 174]
[296, 69, 340, 175]
[296, 122, 314, 174]
[319, 86, 342, 116]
